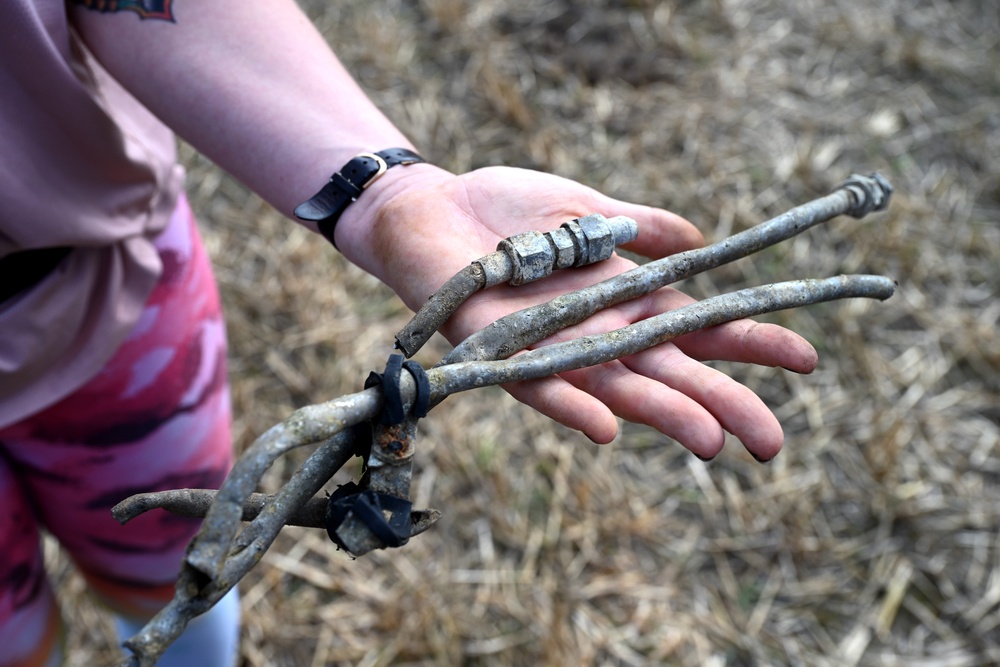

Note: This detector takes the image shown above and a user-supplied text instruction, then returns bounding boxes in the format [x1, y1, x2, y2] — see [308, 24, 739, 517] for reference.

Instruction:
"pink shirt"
[0, 1, 184, 427]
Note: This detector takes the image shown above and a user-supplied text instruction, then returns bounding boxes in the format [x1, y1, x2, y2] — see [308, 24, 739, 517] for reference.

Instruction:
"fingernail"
[694, 452, 716, 462]
[750, 451, 774, 464]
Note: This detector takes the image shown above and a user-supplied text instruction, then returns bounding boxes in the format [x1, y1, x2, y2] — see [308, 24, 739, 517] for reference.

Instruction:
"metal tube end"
[839, 172, 893, 218]
[606, 215, 639, 246]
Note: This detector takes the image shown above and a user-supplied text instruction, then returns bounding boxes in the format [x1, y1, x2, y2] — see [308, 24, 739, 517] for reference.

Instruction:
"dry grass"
[59, 0, 999, 665]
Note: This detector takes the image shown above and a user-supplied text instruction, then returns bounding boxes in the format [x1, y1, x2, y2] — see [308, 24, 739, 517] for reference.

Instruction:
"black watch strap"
[294, 148, 426, 247]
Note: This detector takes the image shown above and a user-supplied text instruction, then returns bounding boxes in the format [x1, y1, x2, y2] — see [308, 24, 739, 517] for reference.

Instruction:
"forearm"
[68, 2, 819, 458]
[70, 0, 445, 273]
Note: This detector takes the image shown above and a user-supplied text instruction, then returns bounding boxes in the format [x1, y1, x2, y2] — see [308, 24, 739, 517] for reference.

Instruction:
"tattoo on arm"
[70, 0, 175, 22]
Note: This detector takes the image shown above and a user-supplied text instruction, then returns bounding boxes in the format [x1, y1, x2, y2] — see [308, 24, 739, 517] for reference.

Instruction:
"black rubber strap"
[349, 491, 412, 548]
[402, 360, 431, 419]
[293, 148, 426, 248]
[373, 354, 405, 424]
[325, 485, 413, 551]
[365, 354, 430, 425]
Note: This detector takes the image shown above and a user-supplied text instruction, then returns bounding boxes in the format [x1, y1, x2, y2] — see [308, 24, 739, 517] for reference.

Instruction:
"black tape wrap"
[325, 482, 413, 550]
[363, 354, 431, 424]
[325, 354, 431, 552]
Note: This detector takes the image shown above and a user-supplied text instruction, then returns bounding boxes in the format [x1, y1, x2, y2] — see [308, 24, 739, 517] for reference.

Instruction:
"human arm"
[69, 0, 817, 459]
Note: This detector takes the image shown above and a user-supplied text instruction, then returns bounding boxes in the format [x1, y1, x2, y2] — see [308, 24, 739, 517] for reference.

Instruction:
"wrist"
[292, 148, 428, 245]
[334, 161, 456, 281]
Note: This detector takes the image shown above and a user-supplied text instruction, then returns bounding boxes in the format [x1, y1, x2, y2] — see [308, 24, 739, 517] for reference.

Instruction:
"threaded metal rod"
[441, 173, 892, 365]
[395, 213, 638, 356]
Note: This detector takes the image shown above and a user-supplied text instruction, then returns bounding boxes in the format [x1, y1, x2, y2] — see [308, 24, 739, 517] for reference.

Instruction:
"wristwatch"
[294, 148, 426, 247]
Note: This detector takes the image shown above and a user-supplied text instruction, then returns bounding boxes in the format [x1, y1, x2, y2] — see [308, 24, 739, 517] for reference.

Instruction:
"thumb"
[598, 198, 705, 258]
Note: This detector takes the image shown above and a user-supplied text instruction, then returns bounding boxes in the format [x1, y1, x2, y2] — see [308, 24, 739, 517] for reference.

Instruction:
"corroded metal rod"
[440, 173, 892, 365]
[184, 393, 375, 579]
[112, 489, 330, 527]
[432, 275, 895, 395]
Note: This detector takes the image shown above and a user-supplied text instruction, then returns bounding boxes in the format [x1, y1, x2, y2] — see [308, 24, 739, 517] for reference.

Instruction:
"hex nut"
[560, 219, 588, 266]
[546, 228, 578, 269]
[840, 172, 893, 218]
[498, 230, 555, 285]
[575, 213, 615, 265]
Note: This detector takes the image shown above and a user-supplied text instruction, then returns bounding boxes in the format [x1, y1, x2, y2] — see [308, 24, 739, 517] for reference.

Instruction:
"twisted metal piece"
[440, 173, 893, 365]
[113, 487, 441, 537]
[133, 275, 895, 604]
[184, 391, 378, 578]
[112, 490, 330, 527]
[113, 174, 896, 666]
[115, 430, 357, 667]
[180, 173, 898, 588]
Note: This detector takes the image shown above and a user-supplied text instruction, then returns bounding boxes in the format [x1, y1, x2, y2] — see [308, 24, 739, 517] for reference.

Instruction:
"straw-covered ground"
[59, 0, 999, 665]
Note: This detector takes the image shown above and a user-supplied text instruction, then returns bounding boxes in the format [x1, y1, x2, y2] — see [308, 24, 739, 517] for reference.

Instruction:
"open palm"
[340, 165, 818, 460]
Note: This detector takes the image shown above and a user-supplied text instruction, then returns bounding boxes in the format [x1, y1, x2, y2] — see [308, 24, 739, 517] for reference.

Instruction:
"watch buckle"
[356, 152, 389, 190]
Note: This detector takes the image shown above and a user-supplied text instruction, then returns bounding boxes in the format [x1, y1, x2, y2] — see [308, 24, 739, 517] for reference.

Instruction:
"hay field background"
[61, 0, 998, 665]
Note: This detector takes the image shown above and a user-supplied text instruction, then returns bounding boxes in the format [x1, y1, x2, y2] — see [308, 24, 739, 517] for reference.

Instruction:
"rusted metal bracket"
[325, 417, 440, 557]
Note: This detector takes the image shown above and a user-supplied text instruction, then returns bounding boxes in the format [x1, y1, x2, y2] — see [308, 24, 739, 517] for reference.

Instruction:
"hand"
[337, 164, 818, 461]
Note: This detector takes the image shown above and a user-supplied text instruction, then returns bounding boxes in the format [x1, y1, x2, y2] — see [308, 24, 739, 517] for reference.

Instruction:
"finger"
[558, 360, 727, 458]
[623, 288, 819, 373]
[621, 345, 785, 461]
[674, 320, 819, 374]
[503, 375, 620, 444]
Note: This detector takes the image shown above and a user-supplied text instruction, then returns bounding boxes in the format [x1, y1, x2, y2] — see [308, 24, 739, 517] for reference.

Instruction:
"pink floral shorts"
[0, 194, 233, 666]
